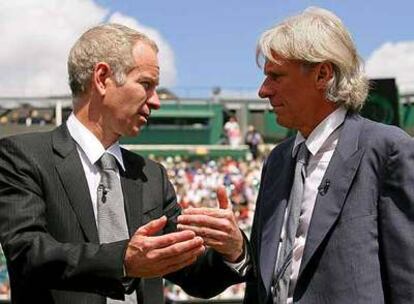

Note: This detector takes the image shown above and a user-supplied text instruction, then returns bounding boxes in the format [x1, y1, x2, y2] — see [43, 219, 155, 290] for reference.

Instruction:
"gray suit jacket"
[244, 113, 414, 304]
[0, 124, 241, 304]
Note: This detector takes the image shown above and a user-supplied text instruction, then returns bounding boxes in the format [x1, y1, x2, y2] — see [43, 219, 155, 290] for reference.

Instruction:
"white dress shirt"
[66, 113, 125, 223]
[282, 106, 347, 303]
[67, 113, 138, 303]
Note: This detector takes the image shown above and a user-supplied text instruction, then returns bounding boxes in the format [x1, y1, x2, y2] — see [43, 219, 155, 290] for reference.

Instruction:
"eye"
[140, 82, 151, 90]
[268, 73, 281, 80]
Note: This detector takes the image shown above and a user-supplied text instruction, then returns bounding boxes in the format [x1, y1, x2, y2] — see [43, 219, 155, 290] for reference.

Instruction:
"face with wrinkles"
[102, 41, 160, 139]
[258, 53, 335, 137]
[258, 53, 318, 134]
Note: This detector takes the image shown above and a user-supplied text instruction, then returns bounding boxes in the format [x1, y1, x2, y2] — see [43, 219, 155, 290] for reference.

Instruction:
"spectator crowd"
[0, 246, 10, 301]
[154, 155, 263, 301]
[0, 107, 54, 126]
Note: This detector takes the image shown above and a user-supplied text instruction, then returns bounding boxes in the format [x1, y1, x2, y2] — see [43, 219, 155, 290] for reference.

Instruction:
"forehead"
[130, 42, 160, 76]
[264, 54, 302, 73]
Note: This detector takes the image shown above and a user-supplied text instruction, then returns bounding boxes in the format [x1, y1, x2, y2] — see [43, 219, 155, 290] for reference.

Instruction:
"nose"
[147, 90, 160, 110]
[258, 79, 269, 99]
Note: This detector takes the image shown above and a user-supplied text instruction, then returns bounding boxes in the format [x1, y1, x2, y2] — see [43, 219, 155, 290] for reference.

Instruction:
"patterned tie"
[272, 143, 310, 303]
[96, 153, 137, 304]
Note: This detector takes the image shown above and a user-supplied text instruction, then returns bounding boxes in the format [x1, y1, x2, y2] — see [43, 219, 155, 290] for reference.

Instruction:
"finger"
[181, 208, 232, 218]
[178, 214, 232, 233]
[163, 243, 205, 266]
[143, 252, 200, 278]
[177, 224, 228, 240]
[148, 230, 196, 249]
[202, 237, 226, 248]
[136, 216, 167, 236]
[216, 186, 229, 209]
[149, 236, 204, 260]
[159, 252, 204, 277]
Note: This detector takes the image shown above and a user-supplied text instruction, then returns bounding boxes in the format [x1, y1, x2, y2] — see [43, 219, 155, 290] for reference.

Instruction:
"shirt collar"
[66, 113, 125, 171]
[293, 106, 347, 157]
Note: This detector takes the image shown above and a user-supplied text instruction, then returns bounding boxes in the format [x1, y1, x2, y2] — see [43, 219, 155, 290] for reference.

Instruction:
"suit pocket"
[338, 212, 377, 225]
[334, 214, 378, 250]
[142, 205, 161, 226]
[164, 204, 181, 234]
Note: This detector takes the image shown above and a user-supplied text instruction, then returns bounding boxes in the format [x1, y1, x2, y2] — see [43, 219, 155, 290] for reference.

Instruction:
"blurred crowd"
[153, 155, 264, 301]
[0, 247, 10, 300]
[0, 108, 54, 126]
[223, 115, 264, 160]
[156, 155, 263, 234]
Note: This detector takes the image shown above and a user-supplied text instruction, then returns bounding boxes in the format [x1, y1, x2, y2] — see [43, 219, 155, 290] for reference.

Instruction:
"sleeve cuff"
[223, 241, 250, 276]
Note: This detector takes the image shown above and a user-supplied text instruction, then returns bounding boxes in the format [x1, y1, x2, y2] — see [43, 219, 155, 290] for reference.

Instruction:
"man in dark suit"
[0, 24, 244, 304]
[242, 7, 414, 304]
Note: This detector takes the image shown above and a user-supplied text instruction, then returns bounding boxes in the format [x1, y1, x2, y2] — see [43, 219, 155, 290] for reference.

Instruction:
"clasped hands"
[124, 186, 244, 278]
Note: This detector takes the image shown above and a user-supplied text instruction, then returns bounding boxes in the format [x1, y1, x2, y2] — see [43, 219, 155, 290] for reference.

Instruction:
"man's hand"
[177, 186, 244, 263]
[124, 216, 205, 278]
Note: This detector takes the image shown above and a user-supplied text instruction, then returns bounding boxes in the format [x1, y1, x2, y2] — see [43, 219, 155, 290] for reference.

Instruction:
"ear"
[93, 62, 112, 96]
[314, 61, 334, 90]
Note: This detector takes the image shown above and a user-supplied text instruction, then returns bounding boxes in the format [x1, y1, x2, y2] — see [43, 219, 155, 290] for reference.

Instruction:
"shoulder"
[0, 131, 57, 186]
[355, 115, 412, 150]
[259, 135, 295, 174]
[0, 130, 54, 158]
[343, 114, 414, 169]
[0, 130, 52, 146]
[358, 114, 407, 138]
[121, 148, 167, 177]
[267, 135, 295, 160]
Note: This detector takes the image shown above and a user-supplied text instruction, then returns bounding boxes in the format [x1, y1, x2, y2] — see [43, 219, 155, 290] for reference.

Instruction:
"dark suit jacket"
[244, 113, 414, 304]
[0, 124, 241, 304]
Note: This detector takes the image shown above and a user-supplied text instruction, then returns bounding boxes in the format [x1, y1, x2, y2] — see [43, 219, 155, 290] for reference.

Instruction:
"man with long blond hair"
[243, 7, 414, 304]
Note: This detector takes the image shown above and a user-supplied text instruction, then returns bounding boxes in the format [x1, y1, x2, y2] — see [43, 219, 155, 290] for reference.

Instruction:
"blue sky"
[1, 0, 413, 97]
[95, 0, 414, 95]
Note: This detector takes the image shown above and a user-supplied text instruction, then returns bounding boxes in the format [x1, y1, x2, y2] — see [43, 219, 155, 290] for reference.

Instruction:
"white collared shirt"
[66, 113, 125, 223]
[67, 113, 139, 302]
[284, 106, 347, 303]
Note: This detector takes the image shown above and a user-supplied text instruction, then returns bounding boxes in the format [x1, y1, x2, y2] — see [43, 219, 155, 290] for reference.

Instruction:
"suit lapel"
[260, 138, 296, 296]
[53, 124, 99, 242]
[120, 150, 145, 237]
[298, 114, 365, 278]
[52, 126, 146, 243]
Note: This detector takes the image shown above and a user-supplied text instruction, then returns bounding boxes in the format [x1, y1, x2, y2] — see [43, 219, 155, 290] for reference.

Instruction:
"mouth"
[272, 104, 283, 111]
[140, 110, 151, 121]
[136, 113, 149, 126]
[269, 98, 282, 108]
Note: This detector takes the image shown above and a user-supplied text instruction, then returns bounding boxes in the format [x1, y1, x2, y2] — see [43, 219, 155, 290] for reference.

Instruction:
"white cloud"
[0, 0, 176, 97]
[366, 41, 414, 94]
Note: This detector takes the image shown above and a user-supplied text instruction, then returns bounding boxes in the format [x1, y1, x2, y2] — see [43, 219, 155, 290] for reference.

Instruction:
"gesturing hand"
[177, 186, 244, 263]
[124, 216, 205, 278]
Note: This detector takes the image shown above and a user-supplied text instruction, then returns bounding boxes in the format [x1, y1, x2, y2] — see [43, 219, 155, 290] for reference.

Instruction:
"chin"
[129, 129, 140, 137]
[275, 116, 283, 125]
[121, 127, 139, 137]
[276, 117, 290, 129]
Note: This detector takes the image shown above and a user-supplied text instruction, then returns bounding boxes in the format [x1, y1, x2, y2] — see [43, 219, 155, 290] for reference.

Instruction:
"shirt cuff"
[223, 242, 250, 276]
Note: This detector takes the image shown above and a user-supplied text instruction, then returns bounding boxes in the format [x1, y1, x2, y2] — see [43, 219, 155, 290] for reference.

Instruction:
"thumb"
[216, 186, 230, 210]
[136, 216, 167, 236]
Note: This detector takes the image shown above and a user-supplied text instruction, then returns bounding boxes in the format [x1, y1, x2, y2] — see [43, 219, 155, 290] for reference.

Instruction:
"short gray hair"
[256, 7, 369, 112]
[68, 23, 158, 98]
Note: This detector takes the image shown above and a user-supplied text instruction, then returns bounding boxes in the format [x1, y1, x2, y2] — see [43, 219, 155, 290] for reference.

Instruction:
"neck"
[300, 100, 339, 138]
[73, 97, 118, 149]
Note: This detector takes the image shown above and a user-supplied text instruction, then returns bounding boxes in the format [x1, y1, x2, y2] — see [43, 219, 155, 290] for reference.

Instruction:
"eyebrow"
[138, 75, 160, 86]
[264, 67, 284, 76]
